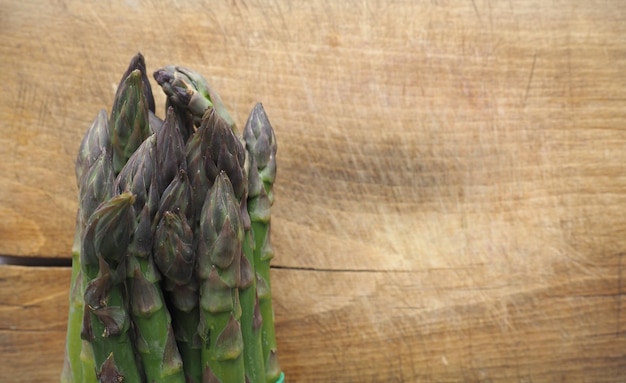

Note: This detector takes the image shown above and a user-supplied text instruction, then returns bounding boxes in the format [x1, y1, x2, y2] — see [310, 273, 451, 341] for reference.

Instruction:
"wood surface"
[1, 0, 626, 381]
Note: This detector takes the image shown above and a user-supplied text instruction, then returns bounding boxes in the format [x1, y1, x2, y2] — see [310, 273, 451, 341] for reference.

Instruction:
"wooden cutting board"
[1, 0, 626, 381]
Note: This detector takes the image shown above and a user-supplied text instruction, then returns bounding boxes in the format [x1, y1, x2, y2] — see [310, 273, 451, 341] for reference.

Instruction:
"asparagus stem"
[128, 207, 186, 383]
[251, 219, 281, 382]
[239, 121, 266, 383]
[80, 192, 143, 383]
[243, 103, 282, 382]
[197, 173, 245, 383]
[184, 108, 248, 381]
[79, 339, 97, 383]
[115, 119, 188, 382]
[160, 254, 203, 383]
[63, 109, 115, 383]
[238, 231, 266, 383]
[170, 303, 202, 383]
[88, 282, 142, 383]
[204, 107, 267, 382]
[170, 112, 212, 383]
[150, 204, 198, 383]
[149, 108, 203, 382]
[129, 268, 185, 383]
[155, 205, 201, 383]
[61, 243, 83, 383]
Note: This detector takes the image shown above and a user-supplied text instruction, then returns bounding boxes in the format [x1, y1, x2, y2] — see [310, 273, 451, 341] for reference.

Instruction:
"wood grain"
[2, 265, 625, 382]
[1, 0, 626, 381]
[0, 266, 70, 383]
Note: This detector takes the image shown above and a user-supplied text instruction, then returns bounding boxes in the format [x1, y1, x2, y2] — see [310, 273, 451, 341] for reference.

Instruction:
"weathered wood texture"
[2, 264, 626, 382]
[1, 0, 626, 381]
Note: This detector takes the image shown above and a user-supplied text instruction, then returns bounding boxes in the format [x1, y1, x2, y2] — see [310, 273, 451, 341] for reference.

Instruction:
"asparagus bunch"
[62, 54, 284, 383]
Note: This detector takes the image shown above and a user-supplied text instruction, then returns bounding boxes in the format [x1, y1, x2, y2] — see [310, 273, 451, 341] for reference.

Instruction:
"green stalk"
[86, 279, 142, 383]
[154, 208, 202, 383]
[182, 109, 245, 383]
[68, 229, 99, 383]
[63, 109, 118, 383]
[129, 264, 184, 383]
[238, 231, 266, 383]
[243, 104, 282, 382]
[167, 117, 209, 383]
[128, 207, 186, 383]
[154, 173, 200, 383]
[239, 126, 266, 383]
[61, 227, 84, 383]
[203, 108, 266, 382]
[197, 173, 245, 383]
[116, 123, 187, 382]
[80, 192, 142, 382]
[152, 194, 199, 383]
[251, 216, 281, 381]
[150, 107, 203, 383]
[169, 302, 202, 383]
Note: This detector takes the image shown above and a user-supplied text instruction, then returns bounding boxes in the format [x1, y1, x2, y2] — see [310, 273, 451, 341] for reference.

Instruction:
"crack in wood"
[270, 264, 414, 273]
[617, 252, 624, 338]
[0, 255, 71, 267]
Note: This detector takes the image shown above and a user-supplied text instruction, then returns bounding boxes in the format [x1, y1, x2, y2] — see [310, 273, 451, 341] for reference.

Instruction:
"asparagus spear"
[202, 108, 246, 200]
[61, 220, 87, 383]
[165, 100, 196, 144]
[153, 66, 235, 129]
[185, 105, 244, 220]
[77, 152, 117, 383]
[145, 107, 204, 383]
[110, 68, 152, 175]
[243, 104, 277, 202]
[75, 109, 111, 185]
[200, 108, 267, 382]
[197, 172, 245, 383]
[62, 109, 112, 383]
[186, 108, 245, 275]
[185, 114, 212, 219]
[116, 133, 188, 383]
[234, 121, 267, 383]
[66, 54, 153, 381]
[154, 208, 201, 383]
[154, 171, 202, 383]
[114, 53, 156, 114]
[166, 114, 215, 383]
[128, 206, 186, 383]
[155, 107, 189, 197]
[80, 192, 142, 382]
[243, 103, 282, 382]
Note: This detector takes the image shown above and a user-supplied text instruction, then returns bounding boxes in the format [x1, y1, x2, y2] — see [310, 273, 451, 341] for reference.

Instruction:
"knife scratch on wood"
[523, 53, 537, 109]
